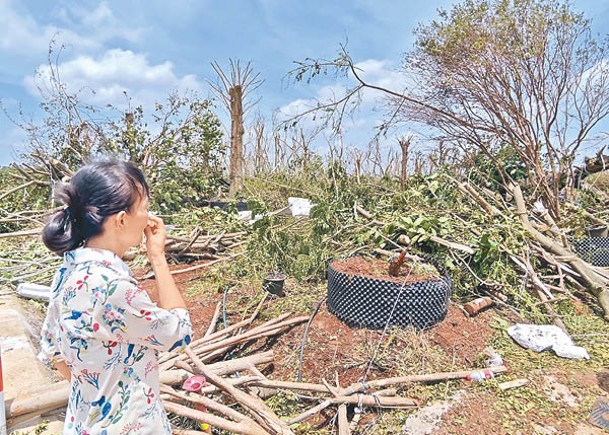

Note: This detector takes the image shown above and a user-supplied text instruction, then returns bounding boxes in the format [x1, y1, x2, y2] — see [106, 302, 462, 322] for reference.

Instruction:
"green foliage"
[469, 146, 528, 189]
[14, 49, 227, 215]
[0, 166, 51, 233]
[239, 161, 390, 280]
[410, 0, 609, 215]
[417, 0, 586, 65]
[104, 96, 226, 212]
[387, 214, 452, 244]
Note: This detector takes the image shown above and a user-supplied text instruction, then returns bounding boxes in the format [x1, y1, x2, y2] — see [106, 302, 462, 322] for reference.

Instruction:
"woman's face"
[124, 193, 149, 247]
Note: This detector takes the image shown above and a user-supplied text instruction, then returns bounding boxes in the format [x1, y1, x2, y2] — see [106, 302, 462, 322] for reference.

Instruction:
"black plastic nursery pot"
[586, 226, 609, 238]
[208, 200, 249, 212]
[263, 273, 286, 296]
[327, 256, 452, 330]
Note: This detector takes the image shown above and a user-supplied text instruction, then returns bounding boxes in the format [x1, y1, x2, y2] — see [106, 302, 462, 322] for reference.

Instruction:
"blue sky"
[1, 0, 609, 166]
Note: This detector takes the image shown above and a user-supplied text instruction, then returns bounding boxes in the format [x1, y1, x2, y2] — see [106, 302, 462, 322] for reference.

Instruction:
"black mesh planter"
[572, 237, 609, 267]
[327, 256, 452, 330]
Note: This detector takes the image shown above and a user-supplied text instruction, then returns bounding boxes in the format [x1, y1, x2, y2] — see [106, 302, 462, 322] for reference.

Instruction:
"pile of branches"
[163, 231, 247, 267]
[0, 227, 248, 285]
[360, 176, 609, 325]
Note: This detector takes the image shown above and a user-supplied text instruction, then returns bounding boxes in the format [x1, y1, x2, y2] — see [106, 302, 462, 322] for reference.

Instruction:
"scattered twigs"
[447, 176, 501, 216]
[285, 365, 507, 425]
[510, 254, 568, 332]
[342, 365, 507, 394]
[169, 252, 245, 276]
[205, 302, 223, 338]
[335, 375, 350, 435]
[511, 183, 609, 318]
[160, 312, 297, 369]
[163, 383, 275, 435]
[184, 347, 295, 434]
[397, 234, 475, 255]
[0, 180, 46, 202]
[165, 231, 248, 260]
[0, 228, 42, 239]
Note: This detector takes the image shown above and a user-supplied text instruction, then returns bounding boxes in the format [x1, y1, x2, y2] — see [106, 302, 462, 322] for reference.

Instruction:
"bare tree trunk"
[414, 151, 424, 176]
[229, 85, 244, 196]
[209, 60, 262, 190]
[398, 136, 411, 189]
[252, 119, 268, 175]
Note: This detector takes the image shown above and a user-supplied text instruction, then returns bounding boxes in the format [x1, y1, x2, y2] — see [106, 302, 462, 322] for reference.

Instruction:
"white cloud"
[24, 49, 203, 108]
[82, 3, 114, 27]
[353, 59, 411, 104]
[59, 2, 144, 44]
[0, 0, 143, 57]
[0, 1, 93, 54]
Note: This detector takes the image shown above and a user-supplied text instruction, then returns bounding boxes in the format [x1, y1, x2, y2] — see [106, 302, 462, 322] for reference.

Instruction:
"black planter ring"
[572, 237, 609, 267]
[327, 255, 452, 330]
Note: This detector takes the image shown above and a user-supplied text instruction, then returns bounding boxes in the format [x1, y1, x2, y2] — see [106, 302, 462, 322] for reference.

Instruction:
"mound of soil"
[331, 256, 440, 285]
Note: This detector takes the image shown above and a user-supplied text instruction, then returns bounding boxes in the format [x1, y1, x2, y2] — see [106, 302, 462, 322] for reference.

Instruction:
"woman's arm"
[52, 359, 71, 381]
[149, 254, 187, 310]
[145, 214, 187, 310]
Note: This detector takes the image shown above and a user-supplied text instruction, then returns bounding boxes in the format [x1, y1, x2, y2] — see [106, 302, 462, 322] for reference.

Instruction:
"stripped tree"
[210, 60, 263, 197]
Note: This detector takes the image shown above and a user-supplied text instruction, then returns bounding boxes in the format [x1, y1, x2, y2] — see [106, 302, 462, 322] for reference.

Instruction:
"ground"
[134, 259, 609, 434]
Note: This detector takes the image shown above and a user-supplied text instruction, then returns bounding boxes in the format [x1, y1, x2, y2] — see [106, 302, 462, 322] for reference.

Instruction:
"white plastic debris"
[288, 197, 314, 217]
[484, 347, 504, 367]
[16, 282, 51, 301]
[237, 210, 253, 221]
[507, 324, 590, 360]
[552, 344, 591, 360]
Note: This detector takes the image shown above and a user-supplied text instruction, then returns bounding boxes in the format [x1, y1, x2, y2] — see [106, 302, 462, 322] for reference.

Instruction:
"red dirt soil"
[331, 256, 440, 285]
[135, 261, 512, 432]
[135, 261, 603, 434]
[136, 262, 493, 385]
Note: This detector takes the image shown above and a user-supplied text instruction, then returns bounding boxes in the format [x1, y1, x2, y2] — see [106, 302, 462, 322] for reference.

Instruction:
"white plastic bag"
[288, 197, 314, 217]
[507, 324, 589, 360]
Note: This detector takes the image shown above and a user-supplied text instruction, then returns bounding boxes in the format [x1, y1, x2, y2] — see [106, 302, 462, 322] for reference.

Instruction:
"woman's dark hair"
[42, 158, 149, 256]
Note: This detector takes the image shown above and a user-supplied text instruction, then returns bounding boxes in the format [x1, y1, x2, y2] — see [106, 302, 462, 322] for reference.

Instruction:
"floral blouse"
[39, 248, 193, 435]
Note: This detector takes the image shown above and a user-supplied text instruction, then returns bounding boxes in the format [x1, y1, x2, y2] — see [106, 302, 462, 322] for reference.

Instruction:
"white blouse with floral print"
[39, 248, 192, 435]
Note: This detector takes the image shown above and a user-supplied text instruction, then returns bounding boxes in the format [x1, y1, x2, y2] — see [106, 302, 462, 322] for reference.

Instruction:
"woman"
[39, 159, 192, 434]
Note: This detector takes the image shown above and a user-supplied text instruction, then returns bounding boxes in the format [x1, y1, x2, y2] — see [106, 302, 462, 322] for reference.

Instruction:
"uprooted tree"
[286, 0, 609, 318]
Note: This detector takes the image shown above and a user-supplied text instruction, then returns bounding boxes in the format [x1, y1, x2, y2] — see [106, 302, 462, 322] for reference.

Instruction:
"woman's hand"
[144, 214, 167, 261]
[144, 214, 187, 309]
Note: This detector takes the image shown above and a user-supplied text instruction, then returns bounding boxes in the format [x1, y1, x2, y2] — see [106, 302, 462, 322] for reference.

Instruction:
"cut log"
[463, 297, 494, 316]
[4, 381, 70, 419]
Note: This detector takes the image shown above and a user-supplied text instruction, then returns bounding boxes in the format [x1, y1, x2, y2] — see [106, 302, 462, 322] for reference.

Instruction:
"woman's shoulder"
[67, 248, 134, 279]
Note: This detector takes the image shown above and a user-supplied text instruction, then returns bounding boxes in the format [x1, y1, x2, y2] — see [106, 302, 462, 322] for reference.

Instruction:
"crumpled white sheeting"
[507, 324, 590, 360]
